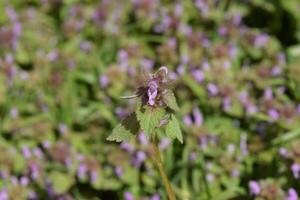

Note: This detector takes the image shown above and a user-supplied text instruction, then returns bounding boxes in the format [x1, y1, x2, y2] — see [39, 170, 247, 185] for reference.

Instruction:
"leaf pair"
[107, 90, 182, 143]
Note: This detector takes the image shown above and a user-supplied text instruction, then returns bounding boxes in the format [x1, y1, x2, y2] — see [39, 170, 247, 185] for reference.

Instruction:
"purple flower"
[133, 151, 146, 167]
[21, 146, 31, 158]
[193, 107, 203, 126]
[231, 169, 240, 177]
[138, 132, 148, 145]
[249, 180, 261, 195]
[147, 81, 158, 106]
[151, 194, 161, 200]
[189, 152, 197, 161]
[159, 138, 171, 150]
[268, 109, 279, 121]
[279, 147, 288, 157]
[291, 163, 300, 179]
[206, 174, 215, 182]
[9, 107, 18, 118]
[20, 176, 29, 186]
[115, 166, 123, 178]
[77, 164, 87, 179]
[33, 147, 43, 159]
[192, 69, 204, 83]
[99, 75, 109, 88]
[286, 188, 298, 200]
[254, 33, 269, 47]
[207, 83, 218, 96]
[183, 115, 192, 126]
[90, 170, 98, 183]
[0, 189, 8, 200]
[124, 192, 134, 200]
[272, 66, 282, 76]
[140, 59, 154, 71]
[246, 104, 258, 115]
[264, 88, 273, 100]
[120, 142, 134, 153]
[58, 123, 68, 134]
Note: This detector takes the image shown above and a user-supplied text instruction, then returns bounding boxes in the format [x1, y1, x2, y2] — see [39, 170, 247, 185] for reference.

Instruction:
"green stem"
[152, 134, 176, 200]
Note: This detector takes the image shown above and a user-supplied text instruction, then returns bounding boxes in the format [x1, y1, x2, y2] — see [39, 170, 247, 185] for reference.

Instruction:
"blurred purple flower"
[272, 66, 282, 76]
[192, 69, 204, 83]
[99, 75, 109, 88]
[183, 115, 192, 126]
[0, 189, 8, 200]
[223, 97, 231, 112]
[21, 146, 31, 159]
[20, 176, 29, 186]
[124, 192, 134, 200]
[193, 107, 203, 126]
[264, 88, 273, 100]
[206, 174, 215, 182]
[140, 58, 154, 71]
[77, 164, 87, 179]
[90, 170, 98, 183]
[254, 33, 269, 47]
[11, 176, 18, 185]
[231, 169, 240, 177]
[133, 151, 146, 167]
[138, 132, 148, 145]
[268, 109, 279, 121]
[189, 152, 197, 161]
[291, 163, 300, 179]
[202, 61, 210, 71]
[9, 107, 18, 118]
[207, 83, 218, 96]
[249, 180, 261, 195]
[279, 147, 288, 157]
[115, 166, 123, 178]
[159, 138, 171, 150]
[151, 194, 161, 200]
[33, 147, 43, 159]
[58, 123, 68, 134]
[286, 188, 298, 200]
[121, 142, 134, 153]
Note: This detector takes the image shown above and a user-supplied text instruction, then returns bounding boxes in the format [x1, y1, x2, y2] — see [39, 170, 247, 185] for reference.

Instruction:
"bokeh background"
[1, 0, 300, 199]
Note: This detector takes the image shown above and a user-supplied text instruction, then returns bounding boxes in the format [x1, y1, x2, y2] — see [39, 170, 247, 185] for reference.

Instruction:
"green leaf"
[166, 114, 183, 143]
[49, 172, 74, 195]
[163, 89, 179, 112]
[107, 113, 139, 142]
[136, 103, 165, 137]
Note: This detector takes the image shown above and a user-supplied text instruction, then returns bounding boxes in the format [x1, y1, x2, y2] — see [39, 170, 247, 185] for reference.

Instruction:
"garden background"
[1, 0, 300, 199]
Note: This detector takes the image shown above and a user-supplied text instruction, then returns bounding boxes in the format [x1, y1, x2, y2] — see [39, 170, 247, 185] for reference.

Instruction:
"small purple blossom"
[249, 180, 261, 195]
[268, 109, 279, 121]
[291, 163, 300, 179]
[207, 83, 218, 96]
[147, 81, 158, 106]
[183, 115, 192, 126]
[124, 192, 134, 200]
[115, 166, 123, 178]
[159, 138, 171, 150]
[138, 132, 148, 145]
[286, 188, 298, 200]
[151, 194, 161, 200]
[99, 75, 109, 88]
[254, 33, 269, 47]
[192, 69, 204, 83]
[193, 107, 203, 126]
[77, 164, 87, 179]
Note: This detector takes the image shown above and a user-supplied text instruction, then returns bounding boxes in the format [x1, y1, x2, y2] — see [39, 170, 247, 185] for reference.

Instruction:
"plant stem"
[152, 134, 176, 200]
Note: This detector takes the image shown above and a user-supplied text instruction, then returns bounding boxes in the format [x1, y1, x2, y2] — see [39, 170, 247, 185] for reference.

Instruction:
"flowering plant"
[107, 66, 181, 199]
